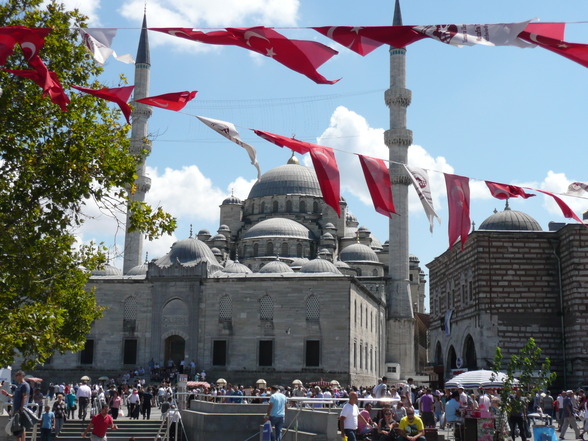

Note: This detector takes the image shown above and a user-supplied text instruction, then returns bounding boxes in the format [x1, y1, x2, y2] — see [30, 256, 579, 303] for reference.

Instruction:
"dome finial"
[234, 250, 239, 263]
[144, 252, 149, 264]
[287, 151, 299, 165]
[189, 224, 193, 238]
[505, 199, 511, 210]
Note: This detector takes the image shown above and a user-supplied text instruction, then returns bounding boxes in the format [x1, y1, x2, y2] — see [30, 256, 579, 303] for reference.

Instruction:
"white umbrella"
[445, 370, 516, 389]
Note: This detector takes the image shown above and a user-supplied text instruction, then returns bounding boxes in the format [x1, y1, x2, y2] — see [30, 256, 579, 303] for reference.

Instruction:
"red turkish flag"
[253, 129, 341, 215]
[154, 26, 339, 84]
[72, 85, 134, 124]
[312, 26, 426, 55]
[518, 25, 588, 69]
[3, 67, 69, 111]
[485, 181, 535, 200]
[358, 154, 396, 217]
[535, 189, 585, 226]
[0, 26, 51, 64]
[445, 173, 471, 250]
[136, 90, 197, 111]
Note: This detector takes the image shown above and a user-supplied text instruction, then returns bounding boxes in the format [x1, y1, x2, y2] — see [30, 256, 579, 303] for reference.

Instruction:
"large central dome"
[248, 164, 321, 199]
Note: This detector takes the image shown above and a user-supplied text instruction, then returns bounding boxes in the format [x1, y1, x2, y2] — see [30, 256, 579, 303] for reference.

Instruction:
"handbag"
[9, 412, 22, 434]
[72, 404, 77, 411]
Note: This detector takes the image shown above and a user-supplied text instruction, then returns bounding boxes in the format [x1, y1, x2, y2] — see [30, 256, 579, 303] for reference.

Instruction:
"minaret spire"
[384, 0, 416, 377]
[123, 11, 153, 274]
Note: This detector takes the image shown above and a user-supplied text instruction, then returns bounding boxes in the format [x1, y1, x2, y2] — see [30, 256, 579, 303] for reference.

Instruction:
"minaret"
[384, 0, 416, 377]
[123, 12, 153, 274]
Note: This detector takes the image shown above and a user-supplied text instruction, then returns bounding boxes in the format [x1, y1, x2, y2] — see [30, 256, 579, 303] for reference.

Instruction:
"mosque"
[34, 1, 430, 386]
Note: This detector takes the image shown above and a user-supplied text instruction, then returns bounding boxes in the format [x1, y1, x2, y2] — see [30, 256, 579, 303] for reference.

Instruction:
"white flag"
[78, 28, 135, 65]
[196, 116, 261, 179]
[414, 20, 531, 48]
[566, 181, 588, 196]
[405, 164, 441, 232]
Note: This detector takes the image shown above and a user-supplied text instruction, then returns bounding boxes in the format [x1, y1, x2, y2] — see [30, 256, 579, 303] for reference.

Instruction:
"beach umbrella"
[445, 370, 516, 389]
[292, 379, 303, 386]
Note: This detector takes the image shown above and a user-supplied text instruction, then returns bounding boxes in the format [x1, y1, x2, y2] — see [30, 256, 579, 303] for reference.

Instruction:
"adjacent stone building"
[427, 203, 588, 388]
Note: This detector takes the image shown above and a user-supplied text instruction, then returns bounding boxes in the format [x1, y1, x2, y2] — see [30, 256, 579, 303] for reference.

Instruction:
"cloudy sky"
[51, 0, 588, 304]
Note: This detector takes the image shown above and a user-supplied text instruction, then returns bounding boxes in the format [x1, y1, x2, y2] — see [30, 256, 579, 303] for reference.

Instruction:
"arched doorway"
[446, 345, 457, 378]
[464, 335, 478, 370]
[164, 335, 185, 368]
[435, 342, 443, 365]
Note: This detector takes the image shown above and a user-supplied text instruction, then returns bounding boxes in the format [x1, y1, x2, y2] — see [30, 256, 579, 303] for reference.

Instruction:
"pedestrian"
[77, 379, 92, 420]
[82, 403, 118, 440]
[167, 404, 183, 441]
[40, 405, 55, 441]
[560, 390, 581, 440]
[141, 386, 154, 419]
[398, 407, 426, 441]
[339, 391, 360, 441]
[508, 390, 528, 441]
[66, 388, 77, 420]
[264, 385, 287, 441]
[52, 393, 67, 436]
[109, 391, 122, 419]
[1, 369, 30, 441]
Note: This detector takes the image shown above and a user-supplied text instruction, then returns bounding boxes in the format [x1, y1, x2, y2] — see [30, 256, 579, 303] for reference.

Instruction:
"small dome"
[248, 164, 321, 199]
[479, 205, 542, 231]
[91, 263, 122, 277]
[126, 263, 148, 276]
[409, 254, 420, 263]
[358, 226, 370, 232]
[243, 218, 315, 240]
[259, 260, 294, 274]
[321, 232, 335, 240]
[197, 229, 211, 236]
[210, 247, 222, 256]
[300, 258, 342, 274]
[155, 237, 220, 267]
[210, 234, 227, 241]
[370, 234, 383, 250]
[334, 260, 350, 269]
[218, 224, 230, 232]
[288, 257, 309, 268]
[340, 243, 380, 263]
[324, 222, 336, 229]
[318, 248, 331, 255]
[222, 194, 242, 205]
[223, 261, 252, 274]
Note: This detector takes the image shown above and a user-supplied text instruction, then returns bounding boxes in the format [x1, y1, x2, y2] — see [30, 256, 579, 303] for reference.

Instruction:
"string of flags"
[1, 23, 587, 251]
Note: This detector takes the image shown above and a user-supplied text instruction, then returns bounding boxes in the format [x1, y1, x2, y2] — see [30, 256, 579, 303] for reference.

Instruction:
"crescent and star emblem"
[313, 149, 331, 165]
[243, 30, 270, 47]
[167, 30, 192, 38]
[20, 42, 37, 60]
[149, 100, 169, 108]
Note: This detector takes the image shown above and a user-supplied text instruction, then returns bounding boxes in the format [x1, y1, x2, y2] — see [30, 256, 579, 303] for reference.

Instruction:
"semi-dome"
[155, 237, 220, 266]
[243, 218, 315, 240]
[288, 257, 309, 268]
[218, 225, 230, 232]
[334, 260, 350, 269]
[248, 164, 321, 199]
[222, 194, 242, 205]
[479, 205, 542, 231]
[300, 258, 342, 274]
[91, 263, 122, 277]
[210, 247, 223, 256]
[324, 222, 336, 229]
[370, 234, 383, 250]
[222, 261, 252, 274]
[340, 243, 380, 263]
[259, 260, 294, 274]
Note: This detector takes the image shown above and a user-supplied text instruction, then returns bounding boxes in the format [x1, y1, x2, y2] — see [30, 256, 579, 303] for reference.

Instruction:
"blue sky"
[63, 0, 588, 305]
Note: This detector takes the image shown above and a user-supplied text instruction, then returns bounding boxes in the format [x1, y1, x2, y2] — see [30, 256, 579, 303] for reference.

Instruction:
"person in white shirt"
[76, 381, 92, 420]
[373, 377, 389, 399]
[339, 391, 360, 441]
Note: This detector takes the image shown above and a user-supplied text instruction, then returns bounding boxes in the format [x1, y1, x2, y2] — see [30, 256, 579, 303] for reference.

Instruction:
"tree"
[0, 0, 176, 368]
[492, 338, 557, 439]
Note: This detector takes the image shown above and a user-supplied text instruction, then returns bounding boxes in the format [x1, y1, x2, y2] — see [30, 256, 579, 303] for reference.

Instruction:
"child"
[40, 405, 55, 441]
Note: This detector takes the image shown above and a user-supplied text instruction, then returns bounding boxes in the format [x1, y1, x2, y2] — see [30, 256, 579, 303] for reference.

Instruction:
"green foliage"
[0, 0, 175, 368]
[492, 338, 557, 416]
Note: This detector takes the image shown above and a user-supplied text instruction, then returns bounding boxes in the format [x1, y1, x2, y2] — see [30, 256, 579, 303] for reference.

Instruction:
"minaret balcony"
[385, 88, 412, 108]
[384, 128, 413, 147]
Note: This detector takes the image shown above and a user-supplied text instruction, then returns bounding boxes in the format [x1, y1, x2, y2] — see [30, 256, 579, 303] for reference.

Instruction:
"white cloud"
[44, 0, 102, 25]
[541, 170, 588, 216]
[118, 0, 300, 51]
[227, 176, 256, 200]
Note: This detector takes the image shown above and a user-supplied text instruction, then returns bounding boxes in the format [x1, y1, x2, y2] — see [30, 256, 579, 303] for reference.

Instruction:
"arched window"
[447, 345, 457, 377]
[299, 200, 306, 213]
[267, 242, 274, 256]
[464, 335, 478, 369]
[357, 268, 362, 276]
[360, 342, 363, 369]
[250, 202, 255, 214]
[272, 200, 278, 212]
[313, 201, 320, 213]
[281, 242, 288, 257]
[253, 243, 259, 257]
[219, 295, 232, 322]
[296, 243, 303, 257]
[354, 300, 357, 325]
[259, 295, 274, 321]
[435, 342, 443, 365]
[353, 341, 357, 368]
[372, 269, 378, 276]
[306, 295, 320, 321]
[242, 245, 247, 257]
[260, 201, 266, 213]
[360, 304, 363, 327]
[286, 200, 293, 212]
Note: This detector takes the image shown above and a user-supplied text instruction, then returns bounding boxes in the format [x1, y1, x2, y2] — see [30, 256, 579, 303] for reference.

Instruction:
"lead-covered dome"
[479, 205, 542, 231]
[91, 263, 122, 277]
[155, 237, 220, 266]
[248, 164, 321, 198]
[300, 258, 342, 274]
[259, 260, 294, 274]
[243, 218, 315, 240]
[222, 261, 252, 274]
[340, 243, 380, 263]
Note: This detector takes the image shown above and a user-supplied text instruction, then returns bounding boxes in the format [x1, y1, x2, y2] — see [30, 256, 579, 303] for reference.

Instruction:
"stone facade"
[427, 213, 588, 388]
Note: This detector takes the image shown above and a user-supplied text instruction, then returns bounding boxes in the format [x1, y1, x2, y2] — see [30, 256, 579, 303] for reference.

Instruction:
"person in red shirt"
[81, 404, 118, 440]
